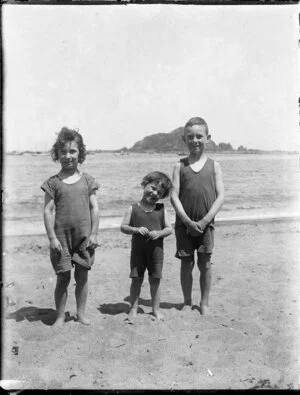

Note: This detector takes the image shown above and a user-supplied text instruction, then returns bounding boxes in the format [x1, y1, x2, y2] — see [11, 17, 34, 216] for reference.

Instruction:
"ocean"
[3, 152, 300, 236]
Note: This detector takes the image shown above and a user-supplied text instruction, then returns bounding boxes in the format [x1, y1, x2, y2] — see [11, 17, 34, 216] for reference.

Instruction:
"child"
[170, 117, 224, 315]
[121, 171, 173, 320]
[41, 127, 100, 327]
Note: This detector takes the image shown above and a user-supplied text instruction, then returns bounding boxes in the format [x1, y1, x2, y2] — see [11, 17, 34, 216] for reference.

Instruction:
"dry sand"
[2, 218, 300, 390]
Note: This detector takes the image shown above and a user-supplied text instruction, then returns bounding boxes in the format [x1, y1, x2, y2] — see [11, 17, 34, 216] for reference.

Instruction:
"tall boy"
[170, 117, 224, 315]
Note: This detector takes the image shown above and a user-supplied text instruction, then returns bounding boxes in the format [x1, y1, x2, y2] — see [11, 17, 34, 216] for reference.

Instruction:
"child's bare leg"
[180, 258, 195, 310]
[149, 276, 163, 320]
[197, 253, 212, 315]
[129, 277, 143, 317]
[74, 266, 90, 325]
[54, 271, 71, 326]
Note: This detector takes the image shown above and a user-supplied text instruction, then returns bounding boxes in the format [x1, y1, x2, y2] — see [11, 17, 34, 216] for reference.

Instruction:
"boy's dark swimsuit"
[175, 157, 216, 258]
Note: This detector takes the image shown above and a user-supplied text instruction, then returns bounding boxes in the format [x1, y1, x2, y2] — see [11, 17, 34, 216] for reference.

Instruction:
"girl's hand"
[149, 231, 160, 240]
[136, 227, 149, 237]
[49, 238, 63, 254]
[87, 234, 99, 250]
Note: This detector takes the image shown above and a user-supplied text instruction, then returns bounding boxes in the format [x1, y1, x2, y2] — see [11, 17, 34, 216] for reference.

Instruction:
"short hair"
[51, 127, 87, 164]
[184, 117, 209, 135]
[141, 171, 172, 199]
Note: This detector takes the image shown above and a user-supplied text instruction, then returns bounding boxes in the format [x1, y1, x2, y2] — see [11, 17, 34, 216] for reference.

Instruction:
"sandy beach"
[2, 217, 300, 390]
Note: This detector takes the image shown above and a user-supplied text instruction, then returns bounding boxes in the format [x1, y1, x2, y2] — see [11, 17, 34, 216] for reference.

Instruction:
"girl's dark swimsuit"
[41, 172, 100, 274]
[129, 202, 165, 278]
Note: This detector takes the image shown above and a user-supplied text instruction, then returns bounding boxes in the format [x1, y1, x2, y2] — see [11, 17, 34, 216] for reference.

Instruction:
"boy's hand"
[87, 234, 99, 250]
[49, 237, 63, 254]
[136, 227, 149, 237]
[196, 219, 207, 233]
[187, 222, 203, 236]
[149, 230, 160, 240]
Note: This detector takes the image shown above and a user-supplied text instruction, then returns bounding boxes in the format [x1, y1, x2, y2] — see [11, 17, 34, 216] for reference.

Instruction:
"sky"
[2, 3, 299, 152]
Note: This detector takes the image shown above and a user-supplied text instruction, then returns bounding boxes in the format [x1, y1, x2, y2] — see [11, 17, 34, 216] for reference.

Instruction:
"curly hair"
[51, 127, 87, 164]
[141, 171, 172, 199]
[184, 117, 209, 135]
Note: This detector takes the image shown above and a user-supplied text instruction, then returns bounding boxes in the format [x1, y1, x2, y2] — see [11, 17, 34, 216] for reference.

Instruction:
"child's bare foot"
[200, 303, 209, 315]
[152, 310, 164, 321]
[75, 315, 91, 325]
[128, 308, 138, 318]
[52, 316, 65, 328]
[181, 304, 192, 312]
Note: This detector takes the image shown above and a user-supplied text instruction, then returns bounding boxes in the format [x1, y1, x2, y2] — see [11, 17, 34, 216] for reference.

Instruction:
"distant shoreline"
[4, 212, 300, 238]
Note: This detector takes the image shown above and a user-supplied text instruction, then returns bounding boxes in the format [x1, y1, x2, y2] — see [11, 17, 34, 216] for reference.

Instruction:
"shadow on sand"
[6, 306, 74, 326]
[98, 302, 130, 315]
[98, 297, 183, 316]
[127, 296, 183, 310]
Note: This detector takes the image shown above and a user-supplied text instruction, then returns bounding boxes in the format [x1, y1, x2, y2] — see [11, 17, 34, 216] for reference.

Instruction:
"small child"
[170, 117, 224, 315]
[41, 127, 100, 327]
[121, 171, 173, 320]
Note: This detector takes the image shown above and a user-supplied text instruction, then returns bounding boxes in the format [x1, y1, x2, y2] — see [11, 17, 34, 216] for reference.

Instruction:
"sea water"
[3, 152, 300, 236]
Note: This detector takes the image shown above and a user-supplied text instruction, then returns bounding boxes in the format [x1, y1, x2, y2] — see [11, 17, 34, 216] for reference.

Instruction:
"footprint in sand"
[124, 317, 135, 325]
[150, 313, 165, 322]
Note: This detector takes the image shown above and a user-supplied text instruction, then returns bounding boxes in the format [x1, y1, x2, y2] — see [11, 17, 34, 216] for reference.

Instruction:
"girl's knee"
[181, 258, 195, 272]
[74, 266, 88, 285]
[57, 271, 71, 285]
[197, 253, 212, 272]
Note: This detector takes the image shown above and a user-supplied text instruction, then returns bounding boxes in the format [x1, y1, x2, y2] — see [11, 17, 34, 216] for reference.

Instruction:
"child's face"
[183, 124, 210, 154]
[142, 182, 165, 204]
[58, 140, 79, 171]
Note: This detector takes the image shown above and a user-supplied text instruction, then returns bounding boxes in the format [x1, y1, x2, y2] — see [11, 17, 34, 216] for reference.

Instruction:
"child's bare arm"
[197, 161, 225, 230]
[43, 193, 62, 252]
[170, 163, 192, 226]
[170, 163, 202, 235]
[88, 191, 99, 249]
[149, 208, 173, 240]
[120, 206, 149, 236]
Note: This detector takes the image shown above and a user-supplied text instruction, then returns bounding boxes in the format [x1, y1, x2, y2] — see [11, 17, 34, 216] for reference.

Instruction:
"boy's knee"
[197, 253, 212, 272]
[148, 275, 160, 285]
[131, 277, 144, 286]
